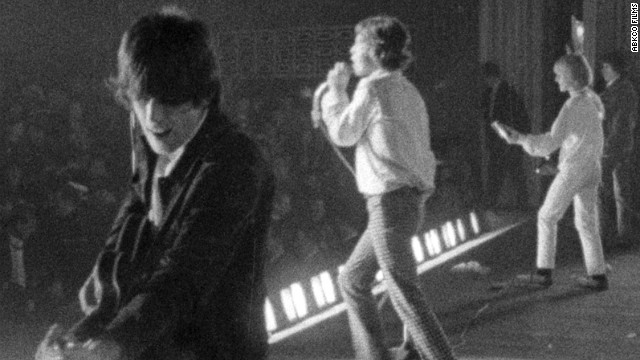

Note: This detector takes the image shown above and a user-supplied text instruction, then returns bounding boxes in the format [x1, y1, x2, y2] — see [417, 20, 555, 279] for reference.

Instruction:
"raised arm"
[321, 71, 379, 147]
[518, 101, 572, 158]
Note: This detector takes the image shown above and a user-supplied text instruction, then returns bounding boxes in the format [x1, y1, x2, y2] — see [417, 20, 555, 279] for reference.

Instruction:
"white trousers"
[536, 168, 606, 275]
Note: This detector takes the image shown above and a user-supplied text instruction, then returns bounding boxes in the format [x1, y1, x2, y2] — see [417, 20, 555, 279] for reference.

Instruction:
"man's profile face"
[600, 63, 617, 84]
[350, 33, 378, 77]
[131, 97, 208, 155]
[553, 63, 573, 93]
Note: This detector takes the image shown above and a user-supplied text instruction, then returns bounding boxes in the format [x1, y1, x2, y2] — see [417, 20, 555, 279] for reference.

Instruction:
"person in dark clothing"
[36, 7, 274, 360]
[481, 61, 531, 210]
[597, 51, 639, 249]
[1, 209, 33, 321]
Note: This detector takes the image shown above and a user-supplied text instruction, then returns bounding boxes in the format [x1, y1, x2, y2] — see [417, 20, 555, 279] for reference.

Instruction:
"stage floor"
[269, 211, 640, 360]
[2, 211, 638, 360]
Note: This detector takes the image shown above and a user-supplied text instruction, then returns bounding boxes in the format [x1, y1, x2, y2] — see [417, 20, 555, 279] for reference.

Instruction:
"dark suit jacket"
[74, 109, 275, 359]
[481, 80, 531, 154]
[601, 77, 639, 166]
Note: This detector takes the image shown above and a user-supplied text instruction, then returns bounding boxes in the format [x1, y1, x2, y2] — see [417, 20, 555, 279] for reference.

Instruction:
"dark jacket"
[73, 109, 275, 360]
[481, 80, 531, 154]
[601, 77, 638, 167]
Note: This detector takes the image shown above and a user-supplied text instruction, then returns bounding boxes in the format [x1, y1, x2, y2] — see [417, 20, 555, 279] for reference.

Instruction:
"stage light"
[311, 276, 327, 308]
[456, 218, 467, 242]
[319, 271, 337, 304]
[265, 298, 278, 332]
[470, 211, 481, 234]
[424, 229, 442, 257]
[441, 224, 452, 248]
[575, 23, 584, 39]
[267, 211, 527, 344]
[424, 231, 434, 256]
[443, 221, 457, 248]
[290, 282, 308, 318]
[411, 235, 425, 263]
[280, 288, 297, 322]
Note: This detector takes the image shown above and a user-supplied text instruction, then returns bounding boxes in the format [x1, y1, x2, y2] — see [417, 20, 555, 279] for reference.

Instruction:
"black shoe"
[575, 275, 608, 291]
[604, 239, 632, 253]
[614, 238, 635, 250]
[389, 347, 420, 360]
[389, 341, 420, 360]
[513, 273, 552, 288]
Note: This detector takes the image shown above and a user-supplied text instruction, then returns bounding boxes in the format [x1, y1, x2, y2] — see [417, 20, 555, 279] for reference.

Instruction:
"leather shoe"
[389, 343, 420, 360]
[513, 273, 552, 288]
[575, 275, 608, 291]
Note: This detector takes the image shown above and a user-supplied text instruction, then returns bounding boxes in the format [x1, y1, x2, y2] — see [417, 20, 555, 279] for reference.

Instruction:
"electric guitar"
[35, 214, 197, 360]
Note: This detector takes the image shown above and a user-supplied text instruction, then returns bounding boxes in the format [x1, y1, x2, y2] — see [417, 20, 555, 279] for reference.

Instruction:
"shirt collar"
[156, 108, 208, 178]
[491, 79, 503, 92]
[157, 146, 185, 178]
[366, 68, 400, 80]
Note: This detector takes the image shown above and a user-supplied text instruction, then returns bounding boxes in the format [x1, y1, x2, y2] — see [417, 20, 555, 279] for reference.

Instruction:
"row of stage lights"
[264, 211, 483, 336]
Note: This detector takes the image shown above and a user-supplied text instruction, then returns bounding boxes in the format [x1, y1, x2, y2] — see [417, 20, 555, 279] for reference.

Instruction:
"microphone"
[310, 61, 353, 128]
[311, 81, 330, 128]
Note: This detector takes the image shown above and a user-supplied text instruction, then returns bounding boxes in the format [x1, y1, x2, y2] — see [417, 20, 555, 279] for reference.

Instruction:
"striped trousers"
[338, 186, 456, 360]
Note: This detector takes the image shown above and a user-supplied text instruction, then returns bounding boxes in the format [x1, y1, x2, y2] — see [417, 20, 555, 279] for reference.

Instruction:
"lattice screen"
[214, 26, 353, 79]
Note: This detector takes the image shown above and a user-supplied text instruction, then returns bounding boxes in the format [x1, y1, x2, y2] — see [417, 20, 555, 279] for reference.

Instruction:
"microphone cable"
[310, 82, 356, 178]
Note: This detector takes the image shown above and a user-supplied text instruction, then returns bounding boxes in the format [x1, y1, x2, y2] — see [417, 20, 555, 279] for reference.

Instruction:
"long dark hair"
[108, 6, 221, 110]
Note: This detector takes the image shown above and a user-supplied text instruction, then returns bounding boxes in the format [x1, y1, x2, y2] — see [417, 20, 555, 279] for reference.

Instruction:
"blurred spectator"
[597, 51, 639, 250]
[481, 61, 531, 210]
[0, 74, 128, 320]
[1, 205, 37, 320]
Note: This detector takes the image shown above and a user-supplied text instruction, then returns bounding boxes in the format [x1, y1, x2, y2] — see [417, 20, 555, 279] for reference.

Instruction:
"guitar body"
[67, 250, 123, 342]
[52, 214, 196, 359]
[36, 213, 203, 360]
[69, 214, 147, 344]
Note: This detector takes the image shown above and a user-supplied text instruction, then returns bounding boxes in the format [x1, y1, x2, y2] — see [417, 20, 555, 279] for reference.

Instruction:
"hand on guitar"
[35, 324, 124, 360]
[491, 121, 522, 145]
[35, 324, 65, 360]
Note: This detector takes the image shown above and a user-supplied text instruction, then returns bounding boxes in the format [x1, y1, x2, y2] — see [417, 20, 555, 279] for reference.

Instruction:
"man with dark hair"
[36, 7, 274, 360]
[481, 61, 531, 210]
[598, 50, 639, 249]
[318, 15, 456, 360]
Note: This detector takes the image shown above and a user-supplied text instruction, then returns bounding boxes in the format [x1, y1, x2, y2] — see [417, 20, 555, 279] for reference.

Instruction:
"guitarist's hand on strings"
[491, 121, 522, 145]
[35, 324, 65, 360]
[36, 324, 124, 360]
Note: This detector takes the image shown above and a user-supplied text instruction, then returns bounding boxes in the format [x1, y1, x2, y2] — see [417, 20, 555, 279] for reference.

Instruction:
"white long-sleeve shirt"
[321, 69, 437, 196]
[519, 89, 604, 176]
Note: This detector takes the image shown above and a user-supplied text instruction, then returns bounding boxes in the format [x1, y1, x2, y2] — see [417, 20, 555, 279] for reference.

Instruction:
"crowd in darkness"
[223, 79, 367, 281]
[0, 76, 478, 322]
[0, 76, 131, 320]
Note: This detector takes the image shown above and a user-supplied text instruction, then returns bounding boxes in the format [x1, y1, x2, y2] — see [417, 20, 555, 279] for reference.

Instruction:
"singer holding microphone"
[315, 15, 455, 360]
